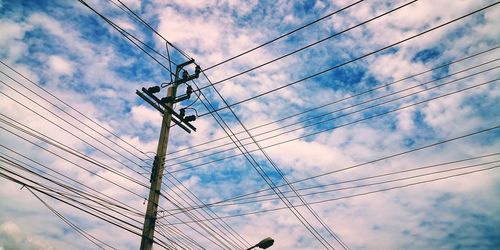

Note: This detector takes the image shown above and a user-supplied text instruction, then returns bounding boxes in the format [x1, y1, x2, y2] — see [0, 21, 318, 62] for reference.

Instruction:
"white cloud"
[0, 221, 55, 250]
[1, 0, 499, 249]
[48, 55, 74, 76]
[130, 105, 162, 126]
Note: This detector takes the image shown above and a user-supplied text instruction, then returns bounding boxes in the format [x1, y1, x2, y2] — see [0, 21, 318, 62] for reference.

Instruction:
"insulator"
[195, 65, 201, 75]
[147, 86, 161, 93]
[179, 108, 186, 118]
[184, 115, 196, 122]
[186, 85, 193, 95]
[182, 70, 189, 79]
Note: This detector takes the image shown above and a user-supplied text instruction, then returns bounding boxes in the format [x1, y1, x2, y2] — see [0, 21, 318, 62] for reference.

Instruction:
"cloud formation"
[0, 0, 499, 249]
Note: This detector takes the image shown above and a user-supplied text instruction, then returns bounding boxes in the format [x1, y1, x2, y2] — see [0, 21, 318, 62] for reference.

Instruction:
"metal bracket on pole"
[136, 89, 193, 133]
[139, 87, 197, 132]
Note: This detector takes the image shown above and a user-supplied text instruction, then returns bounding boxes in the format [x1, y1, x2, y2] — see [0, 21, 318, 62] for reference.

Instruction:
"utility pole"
[137, 59, 200, 250]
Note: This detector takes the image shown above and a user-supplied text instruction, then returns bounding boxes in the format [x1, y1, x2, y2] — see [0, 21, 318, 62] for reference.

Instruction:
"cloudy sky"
[1, 0, 499, 249]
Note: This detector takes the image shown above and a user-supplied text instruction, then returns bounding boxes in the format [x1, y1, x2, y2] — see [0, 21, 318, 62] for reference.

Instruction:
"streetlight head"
[257, 237, 274, 249]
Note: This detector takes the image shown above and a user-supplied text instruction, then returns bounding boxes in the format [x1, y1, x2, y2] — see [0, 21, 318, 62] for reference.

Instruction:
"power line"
[26, 186, 116, 250]
[0, 68, 151, 171]
[160, 172, 250, 249]
[0, 171, 175, 249]
[0, 158, 150, 237]
[196, 67, 348, 248]
[205, 71, 351, 249]
[197, 2, 500, 115]
[199, 0, 417, 89]
[0, 115, 149, 188]
[169, 120, 500, 210]
[0, 153, 143, 219]
[3, 2, 258, 248]
[2, 62, 221, 248]
[203, 0, 367, 71]
[77, 2, 251, 246]
[0, 60, 151, 169]
[204, 159, 500, 208]
[0, 125, 149, 199]
[232, 154, 500, 203]
[166, 60, 500, 165]
[0, 149, 145, 217]
[168, 77, 500, 173]
[111, 0, 191, 59]
[77, 0, 176, 75]
[108, 1, 280, 246]
[162, 165, 500, 222]
[158, 183, 244, 249]
[164, 153, 500, 211]
[188, 76, 337, 248]
[0, 167, 143, 232]
[0, 159, 191, 249]
[165, 45, 500, 156]
[0, 128, 209, 248]
[159, 182, 243, 250]
[162, 152, 500, 213]
[0, 147, 240, 249]
[0, 80, 148, 179]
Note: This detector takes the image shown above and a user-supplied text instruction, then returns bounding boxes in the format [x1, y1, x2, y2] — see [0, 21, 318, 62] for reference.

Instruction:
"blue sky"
[1, 0, 499, 249]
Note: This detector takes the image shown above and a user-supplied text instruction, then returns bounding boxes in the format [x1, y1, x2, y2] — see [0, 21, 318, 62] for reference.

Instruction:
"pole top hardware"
[135, 58, 199, 134]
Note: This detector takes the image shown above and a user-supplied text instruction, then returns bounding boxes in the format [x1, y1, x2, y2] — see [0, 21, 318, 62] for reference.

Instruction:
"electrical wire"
[77, 0, 176, 74]
[0, 114, 149, 188]
[0, 129, 209, 248]
[0, 1, 250, 247]
[192, 76, 341, 249]
[0, 63, 232, 248]
[0, 153, 144, 218]
[138, 4, 500, 242]
[0, 125, 149, 197]
[0, 171, 175, 249]
[112, 0, 191, 59]
[165, 45, 500, 155]
[26, 186, 116, 250]
[158, 183, 238, 249]
[198, 64, 352, 248]
[0, 60, 152, 170]
[165, 60, 500, 165]
[202, 160, 500, 208]
[82, 1, 418, 246]
[201, 55, 352, 248]
[197, 2, 500, 115]
[160, 171, 250, 249]
[204, 0, 367, 71]
[0, 148, 144, 217]
[168, 76, 500, 173]
[80, 1, 251, 247]
[162, 152, 500, 213]
[0, 79, 149, 179]
[158, 181, 243, 250]
[0, 38, 246, 250]
[198, 0, 418, 90]
[0, 68, 151, 171]
[69, 0, 496, 248]
[162, 165, 500, 223]
[0, 159, 193, 249]
[104, 0, 254, 246]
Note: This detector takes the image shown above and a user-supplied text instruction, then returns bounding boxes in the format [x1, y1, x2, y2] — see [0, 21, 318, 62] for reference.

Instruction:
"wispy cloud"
[1, 0, 499, 249]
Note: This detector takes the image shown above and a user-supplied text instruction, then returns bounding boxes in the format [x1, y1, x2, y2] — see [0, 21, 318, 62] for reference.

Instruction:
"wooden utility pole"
[139, 85, 175, 250]
[138, 60, 199, 250]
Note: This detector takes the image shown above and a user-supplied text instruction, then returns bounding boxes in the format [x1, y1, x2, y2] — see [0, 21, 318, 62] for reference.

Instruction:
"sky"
[0, 0, 499, 249]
